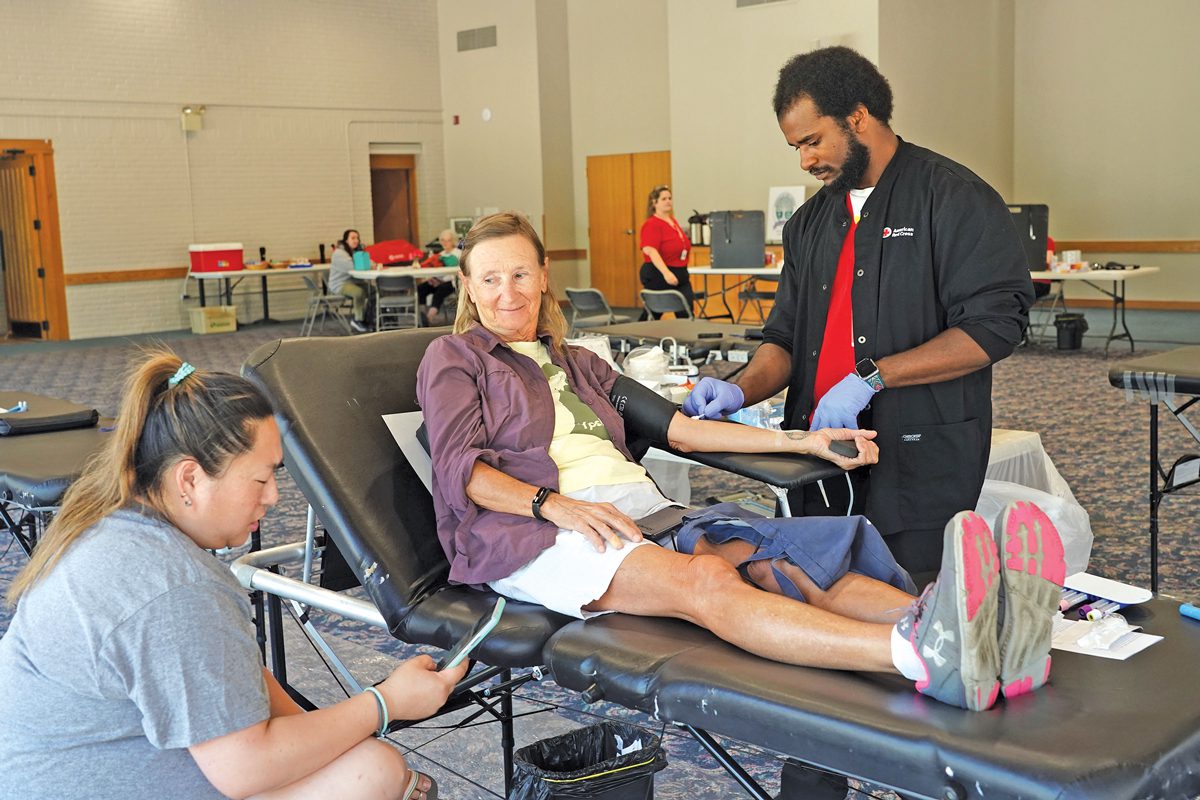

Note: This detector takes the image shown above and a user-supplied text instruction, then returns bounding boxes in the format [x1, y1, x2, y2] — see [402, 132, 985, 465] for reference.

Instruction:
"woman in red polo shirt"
[638, 185, 694, 319]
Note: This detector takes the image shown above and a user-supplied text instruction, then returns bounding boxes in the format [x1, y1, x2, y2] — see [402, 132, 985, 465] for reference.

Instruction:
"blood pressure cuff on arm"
[608, 375, 676, 462]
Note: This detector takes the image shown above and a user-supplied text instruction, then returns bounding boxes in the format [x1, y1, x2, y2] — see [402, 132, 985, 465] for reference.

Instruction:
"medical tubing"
[364, 686, 389, 737]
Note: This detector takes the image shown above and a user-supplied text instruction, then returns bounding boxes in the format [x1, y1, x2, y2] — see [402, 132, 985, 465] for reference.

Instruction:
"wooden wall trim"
[692, 240, 1199, 255]
[65, 267, 189, 286]
[546, 249, 586, 260]
[1054, 240, 1200, 254]
[1066, 298, 1200, 311]
[0, 138, 54, 155]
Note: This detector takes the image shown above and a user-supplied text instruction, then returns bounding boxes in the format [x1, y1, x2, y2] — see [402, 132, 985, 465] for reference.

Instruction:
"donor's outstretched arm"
[608, 374, 877, 470]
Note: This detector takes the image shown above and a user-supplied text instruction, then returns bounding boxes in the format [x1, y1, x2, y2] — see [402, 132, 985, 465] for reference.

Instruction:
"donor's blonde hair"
[452, 212, 569, 350]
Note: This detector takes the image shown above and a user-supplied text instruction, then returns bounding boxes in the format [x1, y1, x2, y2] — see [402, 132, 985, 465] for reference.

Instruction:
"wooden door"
[586, 150, 671, 308]
[0, 154, 48, 338]
[370, 154, 420, 245]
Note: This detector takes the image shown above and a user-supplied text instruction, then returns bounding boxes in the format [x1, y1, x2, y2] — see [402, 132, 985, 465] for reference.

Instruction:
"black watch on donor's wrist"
[855, 358, 885, 392]
[531, 487, 555, 522]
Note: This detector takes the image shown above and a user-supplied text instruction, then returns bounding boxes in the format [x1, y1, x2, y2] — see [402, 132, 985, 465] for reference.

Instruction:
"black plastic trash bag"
[1054, 312, 1089, 350]
[509, 721, 668, 800]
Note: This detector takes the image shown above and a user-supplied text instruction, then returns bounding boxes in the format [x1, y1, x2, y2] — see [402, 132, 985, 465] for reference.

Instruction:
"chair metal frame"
[375, 275, 418, 331]
[563, 287, 632, 332]
[639, 288, 692, 319]
[1026, 279, 1069, 344]
[300, 293, 352, 336]
[736, 275, 779, 323]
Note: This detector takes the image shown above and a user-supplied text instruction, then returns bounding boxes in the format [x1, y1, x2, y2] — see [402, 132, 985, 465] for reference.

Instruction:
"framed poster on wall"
[449, 217, 474, 240]
[766, 186, 806, 243]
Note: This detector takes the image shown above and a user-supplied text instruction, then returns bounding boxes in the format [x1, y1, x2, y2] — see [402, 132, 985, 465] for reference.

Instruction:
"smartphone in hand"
[436, 597, 506, 671]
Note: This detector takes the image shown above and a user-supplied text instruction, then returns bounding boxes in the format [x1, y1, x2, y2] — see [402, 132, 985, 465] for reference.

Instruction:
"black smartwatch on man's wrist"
[532, 486, 555, 522]
[854, 358, 885, 392]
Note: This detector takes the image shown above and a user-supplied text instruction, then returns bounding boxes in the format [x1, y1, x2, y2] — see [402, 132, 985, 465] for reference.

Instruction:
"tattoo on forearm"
[783, 430, 809, 441]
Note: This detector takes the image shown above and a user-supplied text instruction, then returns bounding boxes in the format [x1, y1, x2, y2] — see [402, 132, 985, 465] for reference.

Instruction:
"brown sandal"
[401, 770, 438, 800]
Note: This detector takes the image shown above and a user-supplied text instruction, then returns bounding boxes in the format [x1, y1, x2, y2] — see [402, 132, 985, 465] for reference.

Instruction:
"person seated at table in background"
[417, 229, 462, 326]
[417, 211, 1066, 712]
[638, 185, 694, 319]
[0, 351, 464, 800]
[330, 228, 372, 333]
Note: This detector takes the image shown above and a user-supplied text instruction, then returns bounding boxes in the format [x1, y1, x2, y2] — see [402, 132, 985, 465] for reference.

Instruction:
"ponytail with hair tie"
[168, 362, 196, 388]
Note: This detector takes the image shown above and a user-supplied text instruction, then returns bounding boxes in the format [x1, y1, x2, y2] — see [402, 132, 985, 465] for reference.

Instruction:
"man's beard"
[827, 133, 871, 194]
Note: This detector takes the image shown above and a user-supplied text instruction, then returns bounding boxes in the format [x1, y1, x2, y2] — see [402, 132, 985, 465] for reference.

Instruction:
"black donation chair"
[238, 328, 846, 796]
[238, 330, 1200, 800]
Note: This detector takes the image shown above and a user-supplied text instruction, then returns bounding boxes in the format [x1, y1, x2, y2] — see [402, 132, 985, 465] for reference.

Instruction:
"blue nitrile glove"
[682, 377, 744, 419]
[810, 372, 876, 431]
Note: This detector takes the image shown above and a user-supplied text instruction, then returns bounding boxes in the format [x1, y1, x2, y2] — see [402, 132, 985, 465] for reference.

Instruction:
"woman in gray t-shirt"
[0, 352, 463, 800]
[330, 228, 371, 332]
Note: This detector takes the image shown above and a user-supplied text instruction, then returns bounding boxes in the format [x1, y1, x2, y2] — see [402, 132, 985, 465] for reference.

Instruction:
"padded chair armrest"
[0, 423, 113, 506]
[656, 445, 845, 490]
[1109, 345, 1200, 395]
[399, 587, 571, 668]
[0, 392, 98, 436]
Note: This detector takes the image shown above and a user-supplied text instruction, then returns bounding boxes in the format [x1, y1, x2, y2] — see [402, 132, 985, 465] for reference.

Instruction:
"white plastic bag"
[565, 333, 619, 371]
[975, 479, 1093, 575]
[623, 346, 670, 380]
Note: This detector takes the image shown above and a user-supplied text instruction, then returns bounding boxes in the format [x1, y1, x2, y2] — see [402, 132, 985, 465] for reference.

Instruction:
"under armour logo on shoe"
[922, 620, 956, 668]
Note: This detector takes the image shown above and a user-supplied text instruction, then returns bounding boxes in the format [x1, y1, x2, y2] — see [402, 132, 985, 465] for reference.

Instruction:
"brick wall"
[0, 0, 447, 339]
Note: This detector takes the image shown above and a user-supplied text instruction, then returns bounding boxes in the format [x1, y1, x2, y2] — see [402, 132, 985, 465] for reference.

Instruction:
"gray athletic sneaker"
[895, 510, 1001, 711]
[994, 500, 1067, 698]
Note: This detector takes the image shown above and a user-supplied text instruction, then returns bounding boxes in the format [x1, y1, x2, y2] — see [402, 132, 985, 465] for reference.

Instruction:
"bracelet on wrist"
[364, 686, 389, 737]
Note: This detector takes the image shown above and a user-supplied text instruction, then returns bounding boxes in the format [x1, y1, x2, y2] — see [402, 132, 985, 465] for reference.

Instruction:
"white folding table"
[1029, 266, 1160, 351]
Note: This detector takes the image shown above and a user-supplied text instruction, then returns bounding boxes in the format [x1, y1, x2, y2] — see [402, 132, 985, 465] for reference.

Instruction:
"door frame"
[369, 154, 420, 245]
[0, 139, 68, 339]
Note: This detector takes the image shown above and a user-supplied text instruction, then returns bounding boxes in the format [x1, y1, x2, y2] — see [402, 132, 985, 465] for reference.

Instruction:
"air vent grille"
[457, 25, 497, 51]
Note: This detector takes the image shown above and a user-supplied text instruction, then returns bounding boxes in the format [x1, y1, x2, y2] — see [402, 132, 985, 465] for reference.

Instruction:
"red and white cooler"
[188, 243, 244, 273]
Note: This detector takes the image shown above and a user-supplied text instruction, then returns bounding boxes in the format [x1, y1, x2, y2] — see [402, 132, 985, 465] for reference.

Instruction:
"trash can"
[509, 721, 668, 800]
[1054, 312, 1089, 350]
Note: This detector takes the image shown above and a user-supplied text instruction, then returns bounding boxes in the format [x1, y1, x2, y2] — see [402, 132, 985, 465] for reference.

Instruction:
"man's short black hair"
[773, 46, 893, 126]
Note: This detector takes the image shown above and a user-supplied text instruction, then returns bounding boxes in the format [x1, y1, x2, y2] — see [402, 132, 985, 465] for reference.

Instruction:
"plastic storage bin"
[189, 243, 244, 273]
[509, 721, 667, 800]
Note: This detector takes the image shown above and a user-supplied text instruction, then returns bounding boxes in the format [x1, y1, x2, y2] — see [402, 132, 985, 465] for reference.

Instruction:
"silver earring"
[182, 495, 192, 507]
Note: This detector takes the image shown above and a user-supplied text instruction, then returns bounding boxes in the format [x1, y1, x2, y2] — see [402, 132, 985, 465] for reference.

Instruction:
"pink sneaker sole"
[997, 501, 1066, 698]
[904, 511, 1001, 711]
[957, 512, 1001, 710]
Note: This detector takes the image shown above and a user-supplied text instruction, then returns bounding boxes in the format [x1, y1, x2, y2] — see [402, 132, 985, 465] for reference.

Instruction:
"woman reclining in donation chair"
[417, 212, 1069, 713]
[0, 351, 461, 800]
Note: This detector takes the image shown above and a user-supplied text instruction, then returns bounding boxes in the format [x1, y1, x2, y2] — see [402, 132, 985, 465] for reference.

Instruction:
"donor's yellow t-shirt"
[509, 341, 650, 494]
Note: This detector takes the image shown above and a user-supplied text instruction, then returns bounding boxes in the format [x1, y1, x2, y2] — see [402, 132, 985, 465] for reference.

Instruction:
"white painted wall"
[1013, 0, 1200, 302]
[437, 0, 544, 227]
[565, 0, 671, 285]
[534, 0, 581, 292]
[2, 0, 1195, 340]
[667, 0, 880, 217]
[879, 0, 1015, 198]
[0, 0, 446, 338]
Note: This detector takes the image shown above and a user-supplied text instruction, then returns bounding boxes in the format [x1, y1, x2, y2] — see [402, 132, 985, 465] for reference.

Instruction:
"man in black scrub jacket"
[686, 46, 1034, 580]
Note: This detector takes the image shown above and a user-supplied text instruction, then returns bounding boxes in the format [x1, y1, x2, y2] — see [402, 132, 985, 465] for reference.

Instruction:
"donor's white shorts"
[488, 481, 675, 619]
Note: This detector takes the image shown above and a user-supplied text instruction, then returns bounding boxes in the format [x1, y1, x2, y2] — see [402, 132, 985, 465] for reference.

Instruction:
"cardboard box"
[189, 305, 238, 335]
[189, 243, 244, 273]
